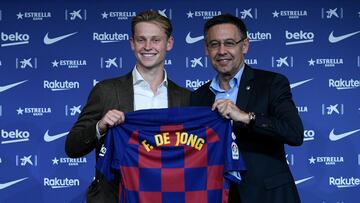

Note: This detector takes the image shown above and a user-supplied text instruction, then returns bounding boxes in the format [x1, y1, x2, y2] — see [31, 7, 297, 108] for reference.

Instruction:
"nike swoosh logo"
[290, 78, 313, 89]
[328, 30, 360, 43]
[329, 128, 360, 141]
[43, 130, 69, 142]
[186, 32, 204, 44]
[0, 177, 28, 190]
[0, 80, 28, 93]
[295, 176, 313, 185]
[44, 32, 78, 45]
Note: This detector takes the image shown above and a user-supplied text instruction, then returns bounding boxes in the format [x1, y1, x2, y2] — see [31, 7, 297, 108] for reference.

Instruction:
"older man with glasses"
[190, 14, 304, 203]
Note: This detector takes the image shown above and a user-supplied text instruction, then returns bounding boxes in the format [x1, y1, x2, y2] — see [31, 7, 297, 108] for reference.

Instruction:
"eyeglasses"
[207, 38, 246, 49]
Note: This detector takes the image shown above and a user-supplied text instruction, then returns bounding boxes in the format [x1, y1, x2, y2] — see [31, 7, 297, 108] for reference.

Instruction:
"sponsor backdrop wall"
[0, 0, 359, 202]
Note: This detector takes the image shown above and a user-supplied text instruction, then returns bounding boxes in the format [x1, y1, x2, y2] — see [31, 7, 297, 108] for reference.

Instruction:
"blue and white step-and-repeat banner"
[0, 0, 359, 202]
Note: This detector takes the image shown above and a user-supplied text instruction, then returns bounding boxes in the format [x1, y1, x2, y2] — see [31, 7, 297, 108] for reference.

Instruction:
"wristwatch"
[248, 112, 256, 125]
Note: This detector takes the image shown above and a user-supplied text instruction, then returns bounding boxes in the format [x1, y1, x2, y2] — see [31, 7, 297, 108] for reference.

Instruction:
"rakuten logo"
[43, 80, 80, 91]
[43, 177, 80, 189]
[1, 129, 30, 144]
[185, 79, 210, 90]
[93, 32, 129, 43]
[285, 30, 314, 45]
[329, 79, 360, 90]
[329, 176, 360, 188]
[1, 32, 30, 47]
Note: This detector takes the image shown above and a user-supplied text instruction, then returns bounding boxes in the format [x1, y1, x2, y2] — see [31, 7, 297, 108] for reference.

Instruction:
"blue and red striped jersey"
[96, 106, 246, 203]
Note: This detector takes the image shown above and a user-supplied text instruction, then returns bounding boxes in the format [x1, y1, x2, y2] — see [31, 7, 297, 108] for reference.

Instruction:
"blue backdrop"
[0, 0, 359, 202]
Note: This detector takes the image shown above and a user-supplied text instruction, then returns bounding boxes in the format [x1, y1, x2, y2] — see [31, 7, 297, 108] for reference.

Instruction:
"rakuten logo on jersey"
[185, 79, 210, 90]
[329, 176, 360, 188]
[1, 32, 30, 47]
[43, 80, 80, 91]
[1, 129, 30, 144]
[329, 78, 360, 90]
[285, 30, 314, 45]
[43, 177, 80, 189]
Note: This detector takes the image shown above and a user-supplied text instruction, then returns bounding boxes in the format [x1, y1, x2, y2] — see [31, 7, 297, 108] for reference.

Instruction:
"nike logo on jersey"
[290, 78, 313, 89]
[0, 178, 28, 190]
[329, 128, 360, 141]
[0, 80, 28, 93]
[185, 32, 204, 44]
[43, 32, 78, 45]
[328, 30, 360, 43]
[295, 176, 313, 185]
[43, 130, 68, 142]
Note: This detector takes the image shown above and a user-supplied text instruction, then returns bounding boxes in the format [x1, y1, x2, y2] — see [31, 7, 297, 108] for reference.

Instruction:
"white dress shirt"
[132, 66, 168, 111]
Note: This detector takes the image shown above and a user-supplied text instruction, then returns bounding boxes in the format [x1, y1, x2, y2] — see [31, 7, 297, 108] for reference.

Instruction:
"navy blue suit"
[190, 65, 303, 203]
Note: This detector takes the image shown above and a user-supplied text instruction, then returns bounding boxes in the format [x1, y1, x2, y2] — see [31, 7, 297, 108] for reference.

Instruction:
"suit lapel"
[115, 72, 134, 113]
[168, 80, 181, 107]
[236, 65, 254, 110]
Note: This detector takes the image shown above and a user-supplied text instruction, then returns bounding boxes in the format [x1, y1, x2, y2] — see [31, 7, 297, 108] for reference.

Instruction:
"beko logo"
[304, 130, 315, 141]
[93, 32, 129, 43]
[329, 177, 360, 188]
[185, 79, 210, 90]
[328, 78, 360, 90]
[1, 32, 30, 47]
[43, 80, 80, 91]
[285, 30, 314, 45]
[44, 177, 80, 188]
[1, 129, 30, 144]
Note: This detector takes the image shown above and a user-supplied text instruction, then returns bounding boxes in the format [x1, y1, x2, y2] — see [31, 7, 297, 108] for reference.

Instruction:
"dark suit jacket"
[190, 65, 303, 203]
[65, 71, 190, 160]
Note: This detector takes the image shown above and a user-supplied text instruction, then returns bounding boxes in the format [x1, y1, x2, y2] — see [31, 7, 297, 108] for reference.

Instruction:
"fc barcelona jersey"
[96, 106, 246, 203]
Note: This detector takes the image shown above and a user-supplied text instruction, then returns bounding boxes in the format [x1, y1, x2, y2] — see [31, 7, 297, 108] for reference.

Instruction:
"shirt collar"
[132, 65, 168, 87]
[210, 64, 245, 93]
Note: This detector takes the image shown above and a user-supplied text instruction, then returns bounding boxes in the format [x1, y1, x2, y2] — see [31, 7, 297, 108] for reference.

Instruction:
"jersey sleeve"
[96, 127, 121, 182]
[223, 121, 247, 184]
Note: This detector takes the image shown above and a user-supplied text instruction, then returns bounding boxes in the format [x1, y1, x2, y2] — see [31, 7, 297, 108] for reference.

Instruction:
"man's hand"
[98, 109, 125, 135]
[212, 99, 250, 124]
